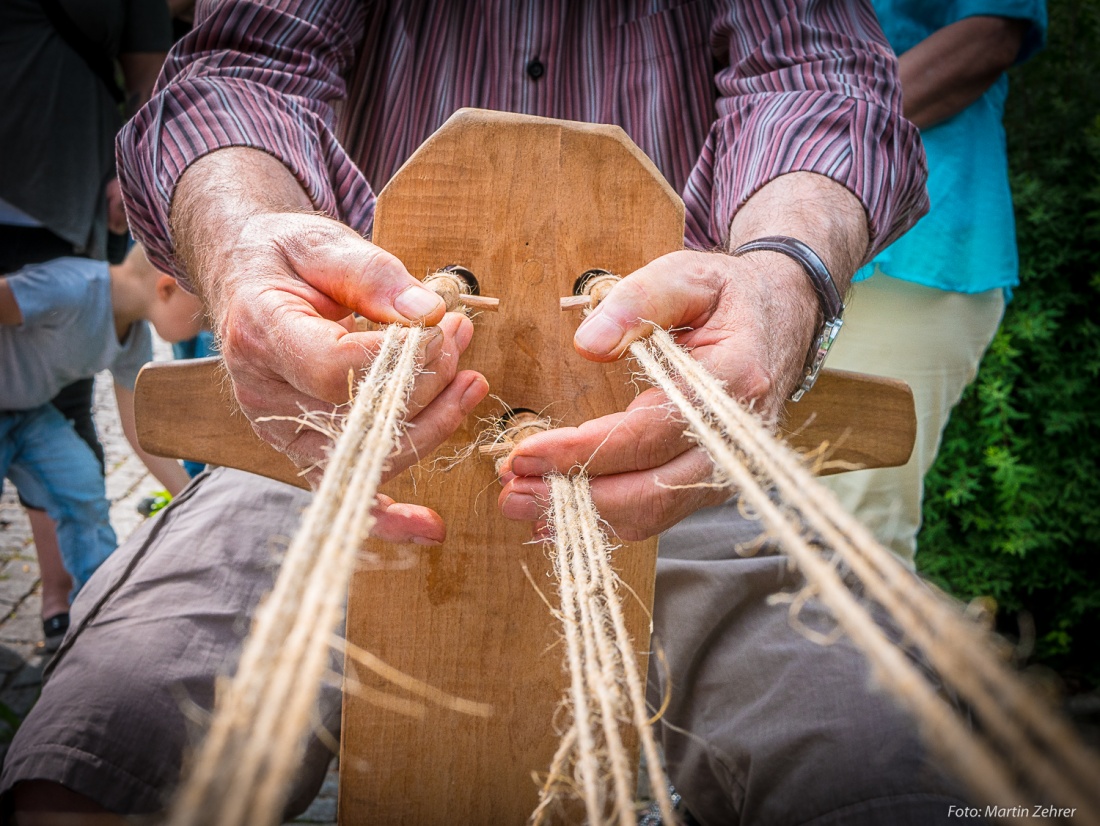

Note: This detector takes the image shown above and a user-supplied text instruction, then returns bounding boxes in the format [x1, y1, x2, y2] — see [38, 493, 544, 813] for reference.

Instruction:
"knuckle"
[736, 362, 776, 405]
[271, 216, 349, 263]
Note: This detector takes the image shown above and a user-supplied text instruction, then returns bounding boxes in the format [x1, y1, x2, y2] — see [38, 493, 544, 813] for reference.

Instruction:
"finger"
[500, 388, 692, 479]
[244, 363, 486, 480]
[297, 368, 486, 488]
[387, 370, 489, 479]
[370, 494, 446, 545]
[573, 250, 726, 360]
[499, 447, 727, 542]
[229, 299, 467, 408]
[235, 329, 484, 478]
[274, 219, 446, 325]
[404, 314, 475, 418]
[232, 378, 349, 473]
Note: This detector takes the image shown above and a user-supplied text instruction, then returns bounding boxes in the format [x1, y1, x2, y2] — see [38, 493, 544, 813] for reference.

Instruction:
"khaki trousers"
[819, 272, 1005, 565]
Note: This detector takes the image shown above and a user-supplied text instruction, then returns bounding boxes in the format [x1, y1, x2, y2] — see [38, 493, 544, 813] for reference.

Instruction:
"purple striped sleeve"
[116, 0, 371, 284]
[684, 0, 928, 258]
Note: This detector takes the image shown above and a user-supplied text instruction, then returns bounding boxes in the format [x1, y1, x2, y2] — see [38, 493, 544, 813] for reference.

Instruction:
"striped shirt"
[117, 0, 928, 285]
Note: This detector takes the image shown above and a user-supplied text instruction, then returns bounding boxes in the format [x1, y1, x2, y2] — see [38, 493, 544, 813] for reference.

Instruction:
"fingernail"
[412, 536, 442, 546]
[395, 285, 444, 320]
[575, 307, 625, 355]
[420, 326, 444, 362]
[501, 492, 540, 520]
[461, 376, 488, 413]
[511, 455, 551, 477]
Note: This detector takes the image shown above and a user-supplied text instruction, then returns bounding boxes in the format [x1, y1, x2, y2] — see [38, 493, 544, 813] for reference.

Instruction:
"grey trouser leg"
[651, 500, 981, 826]
[0, 467, 337, 818]
[4, 468, 979, 825]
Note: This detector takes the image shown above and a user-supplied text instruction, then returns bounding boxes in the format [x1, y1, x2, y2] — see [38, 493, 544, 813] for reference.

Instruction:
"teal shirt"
[857, 0, 1047, 293]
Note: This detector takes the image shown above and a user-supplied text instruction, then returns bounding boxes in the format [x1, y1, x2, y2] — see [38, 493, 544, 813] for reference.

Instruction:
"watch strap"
[732, 235, 846, 402]
[732, 235, 843, 321]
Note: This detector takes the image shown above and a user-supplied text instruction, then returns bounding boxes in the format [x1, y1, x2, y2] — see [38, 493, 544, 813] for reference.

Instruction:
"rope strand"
[535, 473, 677, 826]
[168, 325, 425, 826]
[630, 327, 1100, 826]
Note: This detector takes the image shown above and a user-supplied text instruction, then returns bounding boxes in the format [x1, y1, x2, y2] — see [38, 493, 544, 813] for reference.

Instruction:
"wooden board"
[337, 109, 680, 824]
[782, 369, 914, 473]
[132, 360, 915, 488]
[133, 357, 303, 488]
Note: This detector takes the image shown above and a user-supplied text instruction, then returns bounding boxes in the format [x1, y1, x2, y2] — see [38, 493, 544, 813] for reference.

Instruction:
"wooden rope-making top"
[135, 111, 1099, 826]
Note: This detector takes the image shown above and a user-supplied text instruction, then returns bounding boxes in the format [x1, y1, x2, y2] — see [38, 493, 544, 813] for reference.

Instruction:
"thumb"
[281, 218, 446, 326]
[573, 250, 723, 361]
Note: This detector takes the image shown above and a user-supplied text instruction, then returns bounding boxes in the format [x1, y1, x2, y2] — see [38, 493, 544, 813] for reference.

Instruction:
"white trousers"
[819, 271, 1005, 565]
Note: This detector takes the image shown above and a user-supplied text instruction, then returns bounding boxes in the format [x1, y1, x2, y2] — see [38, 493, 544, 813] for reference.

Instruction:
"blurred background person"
[1, 245, 200, 649]
[822, 0, 1047, 565]
[0, 0, 172, 646]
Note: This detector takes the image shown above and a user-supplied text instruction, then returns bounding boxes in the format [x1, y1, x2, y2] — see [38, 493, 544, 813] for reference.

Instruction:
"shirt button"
[526, 59, 545, 80]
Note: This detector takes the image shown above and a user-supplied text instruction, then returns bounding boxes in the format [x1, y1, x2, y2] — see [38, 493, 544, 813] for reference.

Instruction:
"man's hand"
[170, 149, 489, 543]
[497, 248, 815, 540]
[498, 172, 868, 541]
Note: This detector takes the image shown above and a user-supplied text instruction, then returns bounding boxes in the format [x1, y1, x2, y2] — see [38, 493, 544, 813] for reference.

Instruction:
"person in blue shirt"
[822, 0, 1047, 565]
[0, 245, 201, 646]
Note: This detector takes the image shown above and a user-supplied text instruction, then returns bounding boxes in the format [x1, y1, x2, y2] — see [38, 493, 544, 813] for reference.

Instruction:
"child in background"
[0, 244, 203, 647]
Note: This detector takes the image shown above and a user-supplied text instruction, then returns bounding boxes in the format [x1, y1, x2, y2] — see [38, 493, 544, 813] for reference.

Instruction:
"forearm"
[728, 172, 868, 292]
[170, 148, 314, 315]
[899, 16, 1028, 129]
[699, 0, 927, 257]
[116, 0, 370, 283]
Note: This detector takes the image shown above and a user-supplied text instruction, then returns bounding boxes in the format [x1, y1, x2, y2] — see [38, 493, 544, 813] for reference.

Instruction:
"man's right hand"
[169, 149, 489, 542]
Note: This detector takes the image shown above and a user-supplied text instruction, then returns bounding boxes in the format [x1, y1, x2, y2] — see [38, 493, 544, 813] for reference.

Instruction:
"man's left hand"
[496, 248, 816, 541]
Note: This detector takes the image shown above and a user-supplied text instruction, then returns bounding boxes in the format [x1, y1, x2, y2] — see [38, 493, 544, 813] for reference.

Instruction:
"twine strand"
[534, 473, 676, 826]
[630, 327, 1100, 826]
[167, 325, 424, 826]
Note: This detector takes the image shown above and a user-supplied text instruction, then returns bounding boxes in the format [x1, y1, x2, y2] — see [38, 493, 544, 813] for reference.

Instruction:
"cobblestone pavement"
[0, 344, 337, 823]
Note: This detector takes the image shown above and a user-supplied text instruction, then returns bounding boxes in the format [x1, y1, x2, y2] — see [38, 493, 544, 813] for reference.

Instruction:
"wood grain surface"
[337, 109, 679, 825]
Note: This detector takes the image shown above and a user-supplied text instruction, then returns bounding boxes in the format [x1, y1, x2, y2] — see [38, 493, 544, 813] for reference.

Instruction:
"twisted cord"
[533, 473, 676, 826]
[168, 325, 424, 826]
[630, 327, 1100, 826]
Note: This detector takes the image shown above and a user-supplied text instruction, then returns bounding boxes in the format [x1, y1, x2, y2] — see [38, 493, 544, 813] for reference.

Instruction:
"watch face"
[790, 316, 843, 402]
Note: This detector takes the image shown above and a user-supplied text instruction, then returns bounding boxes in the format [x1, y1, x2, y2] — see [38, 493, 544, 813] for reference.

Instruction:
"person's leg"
[17, 372, 107, 610]
[818, 273, 1005, 565]
[1, 417, 72, 649]
[650, 500, 983, 826]
[48, 377, 105, 474]
[24, 507, 73, 620]
[6, 407, 116, 593]
[0, 468, 337, 820]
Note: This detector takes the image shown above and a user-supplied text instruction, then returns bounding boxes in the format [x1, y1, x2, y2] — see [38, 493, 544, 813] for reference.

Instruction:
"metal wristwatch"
[732, 235, 845, 402]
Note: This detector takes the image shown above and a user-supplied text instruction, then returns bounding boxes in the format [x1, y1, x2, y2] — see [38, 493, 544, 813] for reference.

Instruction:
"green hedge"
[918, 0, 1100, 686]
